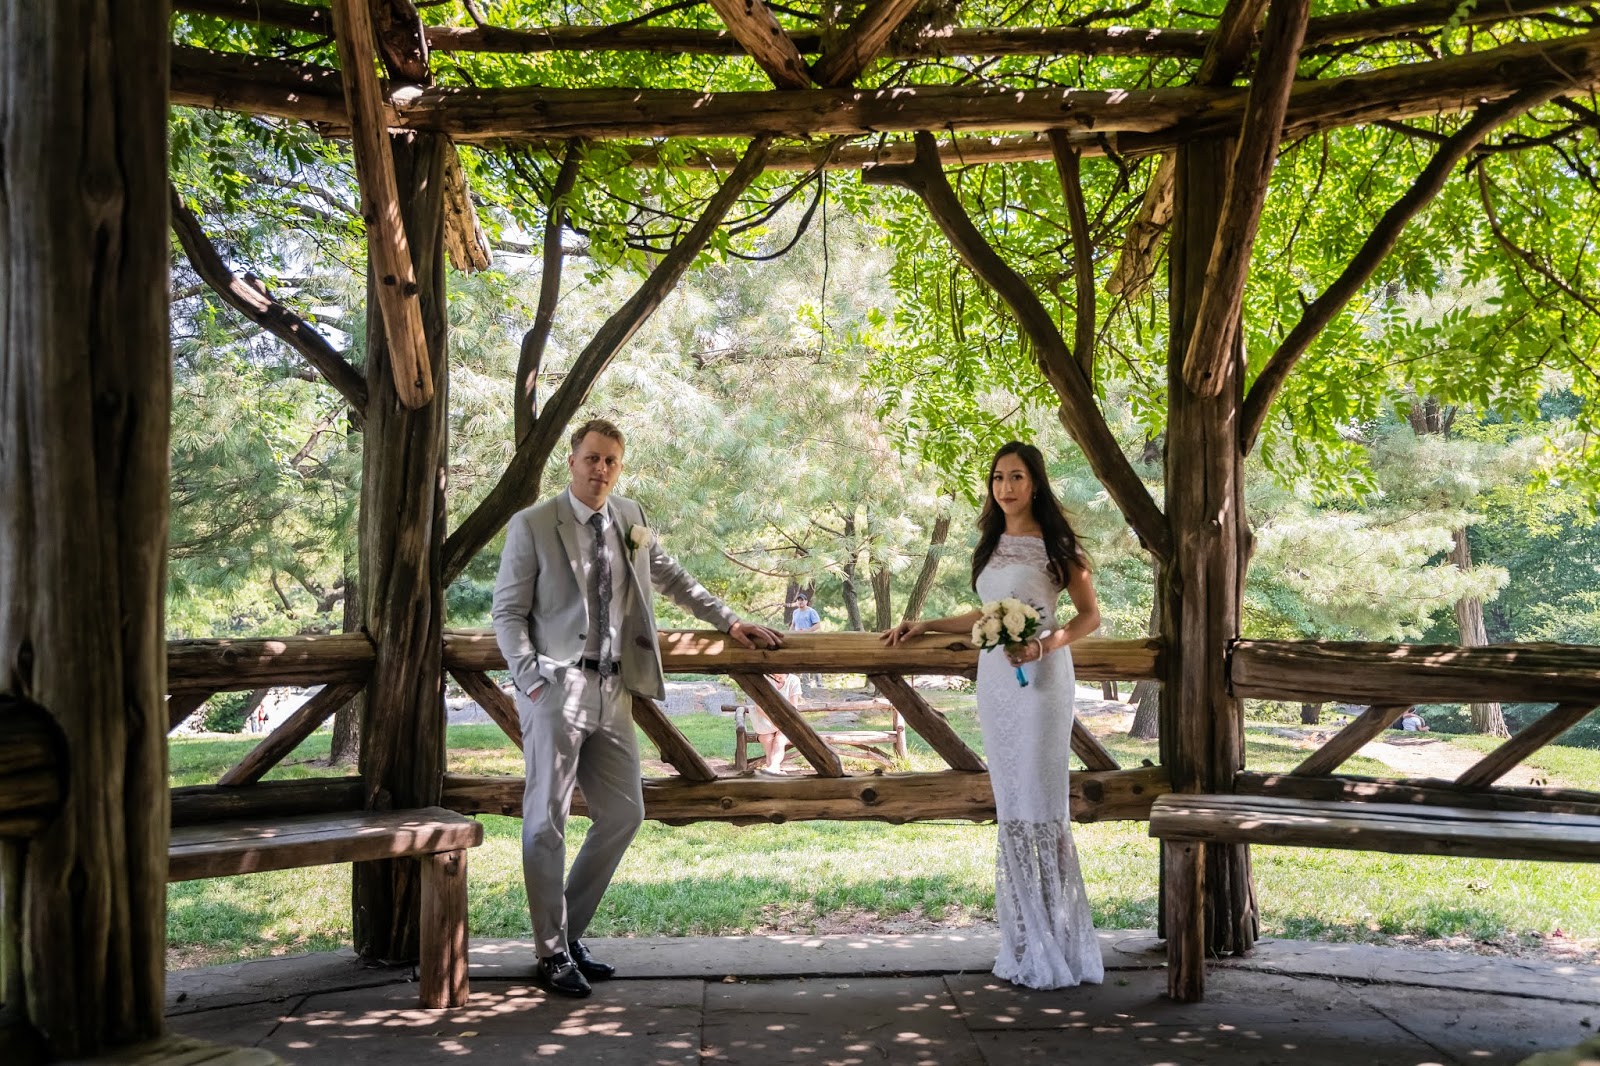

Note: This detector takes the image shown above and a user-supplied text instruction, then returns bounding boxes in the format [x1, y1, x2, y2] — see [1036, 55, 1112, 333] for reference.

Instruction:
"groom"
[492, 418, 783, 997]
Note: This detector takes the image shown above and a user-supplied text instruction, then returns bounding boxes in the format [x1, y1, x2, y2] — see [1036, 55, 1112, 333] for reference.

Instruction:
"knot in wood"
[718, 796, 735, 809]
[1082, 780, 1104, 801]
[860, 787, 879, 804]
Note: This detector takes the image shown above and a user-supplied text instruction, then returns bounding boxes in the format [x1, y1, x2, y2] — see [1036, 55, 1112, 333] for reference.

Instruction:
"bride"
[881, 441, 1104, 989]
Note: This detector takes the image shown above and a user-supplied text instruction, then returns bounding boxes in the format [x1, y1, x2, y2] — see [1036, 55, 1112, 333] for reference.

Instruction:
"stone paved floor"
[166, 932, 1600, 1065]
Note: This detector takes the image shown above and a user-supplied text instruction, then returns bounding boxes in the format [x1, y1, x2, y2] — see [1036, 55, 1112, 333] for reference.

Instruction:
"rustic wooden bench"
[168, 807, 484, 1007]
[1148, 792, 1600, 863]
[722, 700, 907, 770]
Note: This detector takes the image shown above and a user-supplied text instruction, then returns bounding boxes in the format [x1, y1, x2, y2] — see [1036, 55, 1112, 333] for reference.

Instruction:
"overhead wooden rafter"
[174, 0, 1572, 62]
[1180, 0, 1311, 396]
[329, 0, 433, 408]
[810, 0, 923, 87]
[707, 0, 811, 88]
[172, 30, 1600, 144]
[440, 140, 491, 273]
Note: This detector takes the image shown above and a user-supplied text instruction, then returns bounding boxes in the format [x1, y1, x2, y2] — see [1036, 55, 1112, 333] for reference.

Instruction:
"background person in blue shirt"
[789, 593, 822, 689]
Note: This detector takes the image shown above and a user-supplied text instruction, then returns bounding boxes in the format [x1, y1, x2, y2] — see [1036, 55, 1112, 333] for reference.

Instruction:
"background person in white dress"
[748, 672, 803, 776]
[880, 441, 1104, 990]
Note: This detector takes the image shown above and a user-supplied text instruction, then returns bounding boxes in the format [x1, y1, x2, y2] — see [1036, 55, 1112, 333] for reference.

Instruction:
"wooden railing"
[1231, 640, 1600, 807]
[165, 630, 1168, 827]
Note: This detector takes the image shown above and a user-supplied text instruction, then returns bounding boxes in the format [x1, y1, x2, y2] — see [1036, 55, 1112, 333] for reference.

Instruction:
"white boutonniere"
[626, 523, 654, 560]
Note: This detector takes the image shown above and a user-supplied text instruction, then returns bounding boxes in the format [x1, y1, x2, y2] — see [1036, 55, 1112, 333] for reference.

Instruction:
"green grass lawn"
[167, 689, 1600, 969]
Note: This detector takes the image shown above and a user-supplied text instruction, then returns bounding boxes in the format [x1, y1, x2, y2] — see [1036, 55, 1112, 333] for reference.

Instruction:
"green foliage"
[200, 691, 255, 734]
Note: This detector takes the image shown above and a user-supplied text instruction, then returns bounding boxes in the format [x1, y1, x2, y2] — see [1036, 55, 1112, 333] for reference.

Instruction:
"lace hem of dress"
[992, 818, 1105, 990]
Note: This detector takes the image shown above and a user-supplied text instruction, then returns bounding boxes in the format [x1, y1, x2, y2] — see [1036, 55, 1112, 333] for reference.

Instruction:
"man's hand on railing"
[729, 621, 784, 649]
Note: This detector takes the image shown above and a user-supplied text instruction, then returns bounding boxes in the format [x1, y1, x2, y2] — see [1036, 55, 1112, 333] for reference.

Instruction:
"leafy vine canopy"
[170, 0, 1599, 502]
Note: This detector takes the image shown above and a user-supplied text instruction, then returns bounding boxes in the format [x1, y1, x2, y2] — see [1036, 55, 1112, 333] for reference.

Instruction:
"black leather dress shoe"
[534, 952, 592, 998]
[568, 939, 616, 982]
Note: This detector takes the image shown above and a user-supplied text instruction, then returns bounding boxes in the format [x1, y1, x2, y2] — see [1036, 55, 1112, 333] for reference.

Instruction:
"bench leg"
[1163, 840, 1207, 1003]
[734, 725, 748, 773]
[420, 849, 470, 1008]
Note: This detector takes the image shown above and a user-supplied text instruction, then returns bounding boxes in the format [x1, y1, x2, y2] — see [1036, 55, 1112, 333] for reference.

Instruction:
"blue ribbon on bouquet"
[1014, 662, 1030, 687]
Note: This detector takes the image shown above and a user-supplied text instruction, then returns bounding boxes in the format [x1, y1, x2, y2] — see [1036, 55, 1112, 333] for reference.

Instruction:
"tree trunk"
[0, 0, 172, 1055]
[1101, 681, 1119, 700]
[900, 513, 951, 622]
[352, 131, 450, 963]
[1128, 580, 1162, 739]
[870, 565, 893, 632]
[1160, 137, 1258, 999]
[329, 547, 362, 765]
[839, 512, 863, 632]
[1450, 528, 1509, 737]
[1128, 680, 1160, 739]
[1300, 702, 1322, 725]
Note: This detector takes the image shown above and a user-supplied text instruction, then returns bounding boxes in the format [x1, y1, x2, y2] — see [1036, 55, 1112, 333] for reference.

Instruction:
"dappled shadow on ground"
[169, 960, 1600, 1064]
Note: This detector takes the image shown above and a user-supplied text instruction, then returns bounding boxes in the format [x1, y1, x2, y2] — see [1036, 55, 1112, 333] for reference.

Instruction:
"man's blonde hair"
[570, 418, 625, 453]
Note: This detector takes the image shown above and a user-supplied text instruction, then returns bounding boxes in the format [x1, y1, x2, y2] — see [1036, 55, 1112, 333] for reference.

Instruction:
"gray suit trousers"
[517, 667, 645, 957]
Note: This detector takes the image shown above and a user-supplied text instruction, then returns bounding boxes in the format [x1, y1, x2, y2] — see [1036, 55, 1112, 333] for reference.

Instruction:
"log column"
[1160, 139, 1258, 1001]
[353, 131, 450, 961]
[0, 1, 172, 1056]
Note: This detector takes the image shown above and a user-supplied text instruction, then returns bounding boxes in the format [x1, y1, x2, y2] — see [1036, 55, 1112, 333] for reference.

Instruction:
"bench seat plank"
[169, 807, 483, 881]
[1150, 793, 1600, 864]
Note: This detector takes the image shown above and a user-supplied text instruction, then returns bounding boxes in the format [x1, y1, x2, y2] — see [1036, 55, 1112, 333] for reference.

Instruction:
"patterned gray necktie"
[588, 512, 612, 673]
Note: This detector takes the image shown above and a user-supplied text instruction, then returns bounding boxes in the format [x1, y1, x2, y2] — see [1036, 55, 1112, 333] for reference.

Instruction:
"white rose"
[1002, 609, 1026, 636]
[971, 621, 985, 645]
[981, 617, 1002, 645]
[629, 525, 654, 551]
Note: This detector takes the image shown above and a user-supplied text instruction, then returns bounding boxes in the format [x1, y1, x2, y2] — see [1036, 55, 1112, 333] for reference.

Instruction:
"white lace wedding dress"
[976, 534, 1104, 989]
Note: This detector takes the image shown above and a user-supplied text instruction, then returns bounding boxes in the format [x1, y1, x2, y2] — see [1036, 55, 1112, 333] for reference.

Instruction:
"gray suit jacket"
[491, 491, 740, 702]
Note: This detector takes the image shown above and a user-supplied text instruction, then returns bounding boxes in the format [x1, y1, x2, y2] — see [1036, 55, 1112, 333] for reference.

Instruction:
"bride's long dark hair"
[970, 441, 1086, 590]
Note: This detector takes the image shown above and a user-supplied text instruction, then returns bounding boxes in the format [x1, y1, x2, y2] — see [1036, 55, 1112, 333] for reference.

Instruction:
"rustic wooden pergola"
[5, 0, 1600, 1060]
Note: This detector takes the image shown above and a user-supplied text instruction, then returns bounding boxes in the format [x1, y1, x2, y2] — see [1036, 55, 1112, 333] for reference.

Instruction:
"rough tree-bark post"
[0, 0, 172, 1056]
[352, 131, 450, 961]
[1159, 139, 1259, 1001]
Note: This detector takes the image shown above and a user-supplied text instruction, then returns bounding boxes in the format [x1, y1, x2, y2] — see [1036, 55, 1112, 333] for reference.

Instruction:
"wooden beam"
[0, 700, 64, 839]
[168, 808, 483, 881]
[863, 133, 1172, 561]
[169, 185, 369, 416]
[442, 765, 1171, 825]
[631, 696, 718, 782]
[168, 631, 375, 691]
[443, 629, 1163, 681]
[1180, 0, 1309, 396]
[171, 776, 366, 827]
[810, 0, 922, 87]
[330, 0, 433, 408]
[170, 31, 1600, 146]
[867, 673, 986, 772]
[1150, 792, 1600, 864]
[706, 0, 811, 88]
[166, 690, 215, 732]
[440, 141, 490, 273]
[1070, 718, 1121, 772]
[1290, 704, 1408, 777]
[1454, 703, 1597, 789]
[439, 134, 774, 584]
[446, 669, 522, 750]
[176, 0, 1572, 61]
[1231, 640, 1600, 705]
[1236, 770, 1600, 817]
[216, 682, 364, 787]
[172, 46, 349, 126]
[732, 673, 845, 777]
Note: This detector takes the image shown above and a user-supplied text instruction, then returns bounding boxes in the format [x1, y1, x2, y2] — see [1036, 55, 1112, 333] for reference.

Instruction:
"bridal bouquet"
[972, 598, 1043, 687]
